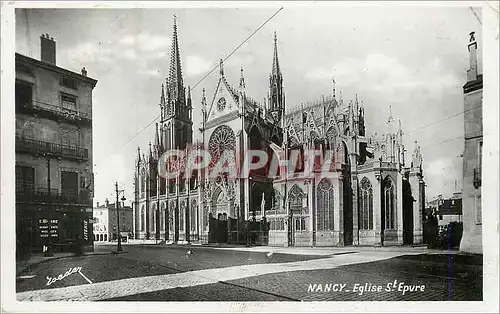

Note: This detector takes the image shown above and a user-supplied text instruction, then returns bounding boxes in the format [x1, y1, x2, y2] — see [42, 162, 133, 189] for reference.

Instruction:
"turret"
[268, 31, 284, 122]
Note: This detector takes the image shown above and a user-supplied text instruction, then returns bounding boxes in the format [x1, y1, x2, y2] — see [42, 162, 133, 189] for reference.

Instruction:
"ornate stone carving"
[412, 141, 423, 169]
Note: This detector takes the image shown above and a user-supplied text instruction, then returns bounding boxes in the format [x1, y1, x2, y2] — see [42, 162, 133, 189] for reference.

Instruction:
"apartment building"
[15, 34, 97, 255]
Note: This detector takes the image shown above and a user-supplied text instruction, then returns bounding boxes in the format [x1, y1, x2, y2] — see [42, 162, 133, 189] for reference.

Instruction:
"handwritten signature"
[46, 266, 92, 286]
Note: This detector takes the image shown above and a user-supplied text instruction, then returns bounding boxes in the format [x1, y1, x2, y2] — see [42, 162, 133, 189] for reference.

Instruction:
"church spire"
[154, 122, 160, 149]
[219, 58, 224, 77]
[269, 31, 284, 121]
[239, 66, 246, 89]
[160, 84, 165, 120]
[332, 78, 336, 99]
[167, 15, 184, 104]
[272, 31, 281, 77]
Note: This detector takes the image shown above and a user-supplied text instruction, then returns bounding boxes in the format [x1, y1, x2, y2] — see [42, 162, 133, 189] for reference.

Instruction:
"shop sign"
[39, 218, 58, 238]
[83, 220, 88, 241]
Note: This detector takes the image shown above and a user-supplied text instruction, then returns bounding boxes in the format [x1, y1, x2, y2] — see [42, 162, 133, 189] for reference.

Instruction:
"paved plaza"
[15, 244, 482, 301]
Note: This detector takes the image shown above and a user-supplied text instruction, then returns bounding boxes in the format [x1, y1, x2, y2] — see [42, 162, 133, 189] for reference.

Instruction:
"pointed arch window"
[151, 204, 156, 233]
[140, 169, 146, 198]
[169, 202, 175, 233]
[317, 179, 334, 231]
[272, 189, 284, 214]
[384, 177, 396, 230]
[140, 205, 145, 231]
[360, 177, 373, 230]
[190, 200, 197, 234]
[179, 201, 185, 232]
[161, 202, 166, 231]
[288, 185, 304, 214]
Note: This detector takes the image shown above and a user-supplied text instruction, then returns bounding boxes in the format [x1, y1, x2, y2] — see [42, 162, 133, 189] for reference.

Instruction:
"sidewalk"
[192, 244, 462, 256]
[15, 248, 124, 277]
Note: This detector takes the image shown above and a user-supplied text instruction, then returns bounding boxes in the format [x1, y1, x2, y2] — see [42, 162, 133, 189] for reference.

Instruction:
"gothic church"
[133, 17, 426, 247]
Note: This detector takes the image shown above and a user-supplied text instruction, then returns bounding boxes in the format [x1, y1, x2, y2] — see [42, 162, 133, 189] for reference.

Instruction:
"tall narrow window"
[478, 141, 483, 169]
[61, 93, 77, 111]
[60, 129, 79, 147]
[384, 177, 395, 230]
[61, 171, 78, 199]
[150, 204, 156, 233]
[169, 203, 175, 233]
[190, 201, 197, 233]
[15, 81, 32, 109]
[272, 189, 283, 214]
[140, 170, 146, 198]
[288, 185, 304, 215]
[179, 202, 185, 232]
[140, 206, 145, 231]
[360, 177, 373, 230]
[60, 77, 77, 90]
[161, 202, 166, 231]
[475, 194, 482, 224]
[16, 166, 35, 194]
[317, 179, 334, 231]
[289, 185, 307, 232]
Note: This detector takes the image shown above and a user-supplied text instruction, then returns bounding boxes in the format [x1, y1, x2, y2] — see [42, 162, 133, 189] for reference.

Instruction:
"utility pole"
[156, 173, 160, 244]
[115, 182, 125, 252]
[186, 175, 190, 244]
[44, 156, 54, 257]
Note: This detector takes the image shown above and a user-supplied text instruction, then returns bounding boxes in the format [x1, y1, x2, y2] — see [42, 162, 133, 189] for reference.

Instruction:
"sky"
[15, 4, 483, 204]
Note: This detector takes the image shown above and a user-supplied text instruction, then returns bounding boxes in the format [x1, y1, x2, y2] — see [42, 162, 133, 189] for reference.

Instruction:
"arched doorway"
[402, 178, 414, 245]
[209, 187, 229, 243]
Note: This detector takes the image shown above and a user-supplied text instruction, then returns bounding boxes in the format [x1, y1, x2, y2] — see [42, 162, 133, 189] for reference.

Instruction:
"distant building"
[433, 193, 463, 232]
[15, 34, 97, 255]
[93, 199, 134, 242]
[460, 32, 483, 254]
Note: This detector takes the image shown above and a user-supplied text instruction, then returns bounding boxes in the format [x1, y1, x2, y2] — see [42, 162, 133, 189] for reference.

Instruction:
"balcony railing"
[16, 136, 89, 161]
[16, 100, 92, 125]
[473, 166, 482, 189]
[16, 188, 92, 205]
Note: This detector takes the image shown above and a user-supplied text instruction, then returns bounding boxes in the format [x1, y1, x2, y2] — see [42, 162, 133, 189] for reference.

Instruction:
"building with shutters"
[15, 34, 97, 255]
[93, 199, 134, 243]
[134, 17, 426, 247]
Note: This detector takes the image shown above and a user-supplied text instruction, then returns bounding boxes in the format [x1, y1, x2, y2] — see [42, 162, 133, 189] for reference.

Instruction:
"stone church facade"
[133, 17, 426, 247]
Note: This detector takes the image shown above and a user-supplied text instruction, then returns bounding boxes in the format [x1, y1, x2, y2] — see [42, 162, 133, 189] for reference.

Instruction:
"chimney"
[81, 67, 87, 77]
[105, 198, 109, 207]
[40, 33, 56, 65]
[467, 31, 478, 82]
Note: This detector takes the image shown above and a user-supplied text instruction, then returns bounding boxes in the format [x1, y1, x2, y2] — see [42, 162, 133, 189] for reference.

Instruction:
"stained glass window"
[140, 205, 145, 231]
[208, 125, 236, 163]
[288, 185, 304, 215]
[317, 179, 334, 231]
[190, 201, 197, 232]
[360, 177, 373, 230]
[384, 177, 395, 230]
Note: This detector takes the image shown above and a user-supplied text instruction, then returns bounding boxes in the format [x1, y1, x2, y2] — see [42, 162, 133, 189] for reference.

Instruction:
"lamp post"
[156, 173, 160, 244]
[115, 182, 126, 252]
[43, 154, 54, 257]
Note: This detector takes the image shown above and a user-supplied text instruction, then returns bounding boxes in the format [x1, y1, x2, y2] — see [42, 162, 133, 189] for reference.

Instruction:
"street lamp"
[41, 153, 54, 257]
[115, 182, 126, 252]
